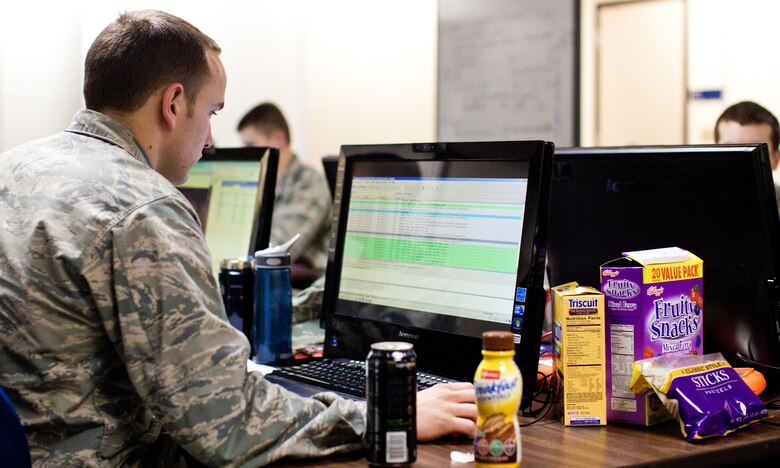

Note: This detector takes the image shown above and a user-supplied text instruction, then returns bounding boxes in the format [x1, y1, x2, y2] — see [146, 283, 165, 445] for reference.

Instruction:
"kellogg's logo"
[647, 286, 664, 297]
[602, 279, 640, 298]
[602, 269, 620, 278]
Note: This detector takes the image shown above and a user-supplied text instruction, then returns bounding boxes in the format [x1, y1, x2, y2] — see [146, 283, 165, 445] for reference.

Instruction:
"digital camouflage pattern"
[271, 155, 331, 275]
[0, 110, 365, 466]
[292, 275, 326, 324]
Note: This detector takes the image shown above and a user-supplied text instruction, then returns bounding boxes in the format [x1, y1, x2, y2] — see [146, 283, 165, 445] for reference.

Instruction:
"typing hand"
[416, 382, 477, 441]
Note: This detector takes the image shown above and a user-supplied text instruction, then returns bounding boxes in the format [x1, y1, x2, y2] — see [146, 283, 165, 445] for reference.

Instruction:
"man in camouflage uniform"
[0, 10, 476, 467]
[237, 103, 331, 285]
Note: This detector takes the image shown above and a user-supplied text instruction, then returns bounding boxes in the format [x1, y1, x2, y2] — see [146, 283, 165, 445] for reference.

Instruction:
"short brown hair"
[84, 10, 221, 113]
[237, 102, 291, 144]
[715, 101, 780, 152]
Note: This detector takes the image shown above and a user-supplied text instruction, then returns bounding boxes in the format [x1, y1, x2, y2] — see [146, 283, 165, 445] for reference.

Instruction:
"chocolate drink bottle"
[473, 331, 522, 467]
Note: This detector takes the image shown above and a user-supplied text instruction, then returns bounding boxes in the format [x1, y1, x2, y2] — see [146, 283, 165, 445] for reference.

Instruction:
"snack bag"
[630, 353, 767, 442]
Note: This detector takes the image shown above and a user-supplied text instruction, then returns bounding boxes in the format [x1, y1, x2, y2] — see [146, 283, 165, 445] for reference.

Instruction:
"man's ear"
[271, 129, 288, 147]
[772, 148, 780, 171]
[161, 83, 185, 131]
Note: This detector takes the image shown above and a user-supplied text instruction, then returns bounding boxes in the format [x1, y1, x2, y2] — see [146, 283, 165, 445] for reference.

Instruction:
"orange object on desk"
[294, 345, 323, 360]
[537, 364, 553, 383]
[735, 368, 766, 396]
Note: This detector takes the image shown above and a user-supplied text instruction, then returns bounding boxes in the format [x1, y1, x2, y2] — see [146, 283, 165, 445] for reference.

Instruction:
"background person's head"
[237, 102, 291, 150]
[715, 100, 780, 170]
[84, 10, 225, 184]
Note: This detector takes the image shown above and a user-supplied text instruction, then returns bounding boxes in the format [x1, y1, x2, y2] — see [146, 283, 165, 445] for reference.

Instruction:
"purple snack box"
[601, 248, 704, 425]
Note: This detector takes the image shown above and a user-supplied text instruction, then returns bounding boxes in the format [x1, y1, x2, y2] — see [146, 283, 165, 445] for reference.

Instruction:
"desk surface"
[275, 408, 780, 467]
[282, 321, 780, 466]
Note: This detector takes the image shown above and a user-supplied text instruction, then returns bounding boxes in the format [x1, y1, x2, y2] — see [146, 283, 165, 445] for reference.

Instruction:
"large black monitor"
[178, 147, 279, 274]
[547, 145, 780, 375]
[321, 141, 554, 407]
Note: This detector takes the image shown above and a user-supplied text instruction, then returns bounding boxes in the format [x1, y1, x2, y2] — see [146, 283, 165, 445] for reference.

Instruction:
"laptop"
[265, 141, 554, 408]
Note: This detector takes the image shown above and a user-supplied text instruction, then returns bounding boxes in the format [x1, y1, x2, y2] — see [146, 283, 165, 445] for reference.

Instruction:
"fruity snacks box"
[600, 247, 704, 425]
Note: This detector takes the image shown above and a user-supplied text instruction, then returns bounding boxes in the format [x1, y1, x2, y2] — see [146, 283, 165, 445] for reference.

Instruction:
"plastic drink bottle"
[252, 234, 299, 364]
[473, 331, 522, 467]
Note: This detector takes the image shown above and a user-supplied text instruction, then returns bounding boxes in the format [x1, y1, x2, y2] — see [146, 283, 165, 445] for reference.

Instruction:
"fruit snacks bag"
[630, 353, 767, 441]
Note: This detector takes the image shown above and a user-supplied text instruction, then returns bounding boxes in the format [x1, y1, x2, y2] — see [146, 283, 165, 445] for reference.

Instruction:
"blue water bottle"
[252, 234, 300, 364]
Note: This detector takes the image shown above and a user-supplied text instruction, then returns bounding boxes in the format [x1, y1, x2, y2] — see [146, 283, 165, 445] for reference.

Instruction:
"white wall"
[301, 2, 437, 157]
[0, 0, 437, 168]
[5, 1, 780, 159]
[1, 4, 83, 149]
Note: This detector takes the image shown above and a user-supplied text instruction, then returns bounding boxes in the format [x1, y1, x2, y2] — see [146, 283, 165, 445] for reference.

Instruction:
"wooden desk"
[279, 323, 780, 466]
[276, 408, 780, 467]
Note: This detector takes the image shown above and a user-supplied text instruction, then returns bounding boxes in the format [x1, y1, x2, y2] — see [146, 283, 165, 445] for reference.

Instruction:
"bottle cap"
[482, 331, 514, 351]
[255, 233, 301, 258]
[220, 256, 254, 271]
[254, 234, 300, 268]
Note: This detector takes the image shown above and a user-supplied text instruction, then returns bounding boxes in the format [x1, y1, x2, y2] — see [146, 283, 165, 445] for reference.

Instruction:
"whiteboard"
[438, 0, 579, 146]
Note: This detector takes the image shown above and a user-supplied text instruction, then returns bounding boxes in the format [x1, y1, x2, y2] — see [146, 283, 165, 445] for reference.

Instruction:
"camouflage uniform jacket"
[271, 155, 331, 275]
[0, 110, 365, 466]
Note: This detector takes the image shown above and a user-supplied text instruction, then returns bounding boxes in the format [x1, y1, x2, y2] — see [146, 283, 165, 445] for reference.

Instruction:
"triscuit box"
[600, 247, 704, 425]
[552, 282, 606, 426]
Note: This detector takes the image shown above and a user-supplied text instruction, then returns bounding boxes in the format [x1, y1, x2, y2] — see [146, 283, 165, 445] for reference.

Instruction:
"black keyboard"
[270, 358, 456, 398]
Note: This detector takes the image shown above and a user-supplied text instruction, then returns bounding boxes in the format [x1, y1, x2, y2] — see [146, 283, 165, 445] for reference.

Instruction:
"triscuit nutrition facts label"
[565, 322, 603, 365]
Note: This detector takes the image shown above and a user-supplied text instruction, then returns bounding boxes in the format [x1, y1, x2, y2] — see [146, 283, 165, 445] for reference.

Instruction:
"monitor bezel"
[321, 141, 554, 407]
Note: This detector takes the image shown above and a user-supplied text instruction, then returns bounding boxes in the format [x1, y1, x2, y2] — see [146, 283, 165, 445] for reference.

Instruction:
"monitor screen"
[178, 147, 278, 275]
[547, 145, 780, 373]
[339, 168, 528, 332]
[322, 141, 554, 406]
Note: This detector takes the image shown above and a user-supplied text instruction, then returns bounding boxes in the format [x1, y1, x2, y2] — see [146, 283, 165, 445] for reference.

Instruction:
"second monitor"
[177, 147, 279, 275]
[546, 144, 780, 374]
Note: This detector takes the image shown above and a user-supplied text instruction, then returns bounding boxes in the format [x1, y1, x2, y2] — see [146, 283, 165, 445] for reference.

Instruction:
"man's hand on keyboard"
[416, 382, 477, 441]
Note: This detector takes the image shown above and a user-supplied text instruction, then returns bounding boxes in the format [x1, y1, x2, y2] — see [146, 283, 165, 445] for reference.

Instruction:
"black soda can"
[366, 342, 417, 466]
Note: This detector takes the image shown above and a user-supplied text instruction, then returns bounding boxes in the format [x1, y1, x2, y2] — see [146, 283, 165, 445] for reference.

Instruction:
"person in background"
[237, 103, 331, 288]
[715, 100, 780, 215]
[0, 10, 476, 466]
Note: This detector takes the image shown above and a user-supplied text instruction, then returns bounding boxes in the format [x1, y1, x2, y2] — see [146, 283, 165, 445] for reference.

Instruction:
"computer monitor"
[546, 145, 780, 375]
[321, 141, 554, 408]
[177, 147, 279, 274]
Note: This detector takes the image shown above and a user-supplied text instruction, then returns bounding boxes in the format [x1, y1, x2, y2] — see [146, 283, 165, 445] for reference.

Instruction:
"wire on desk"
[519, 368, 554, 426]
[763, 394, 780, 408]
[518, 331, 556, 426]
